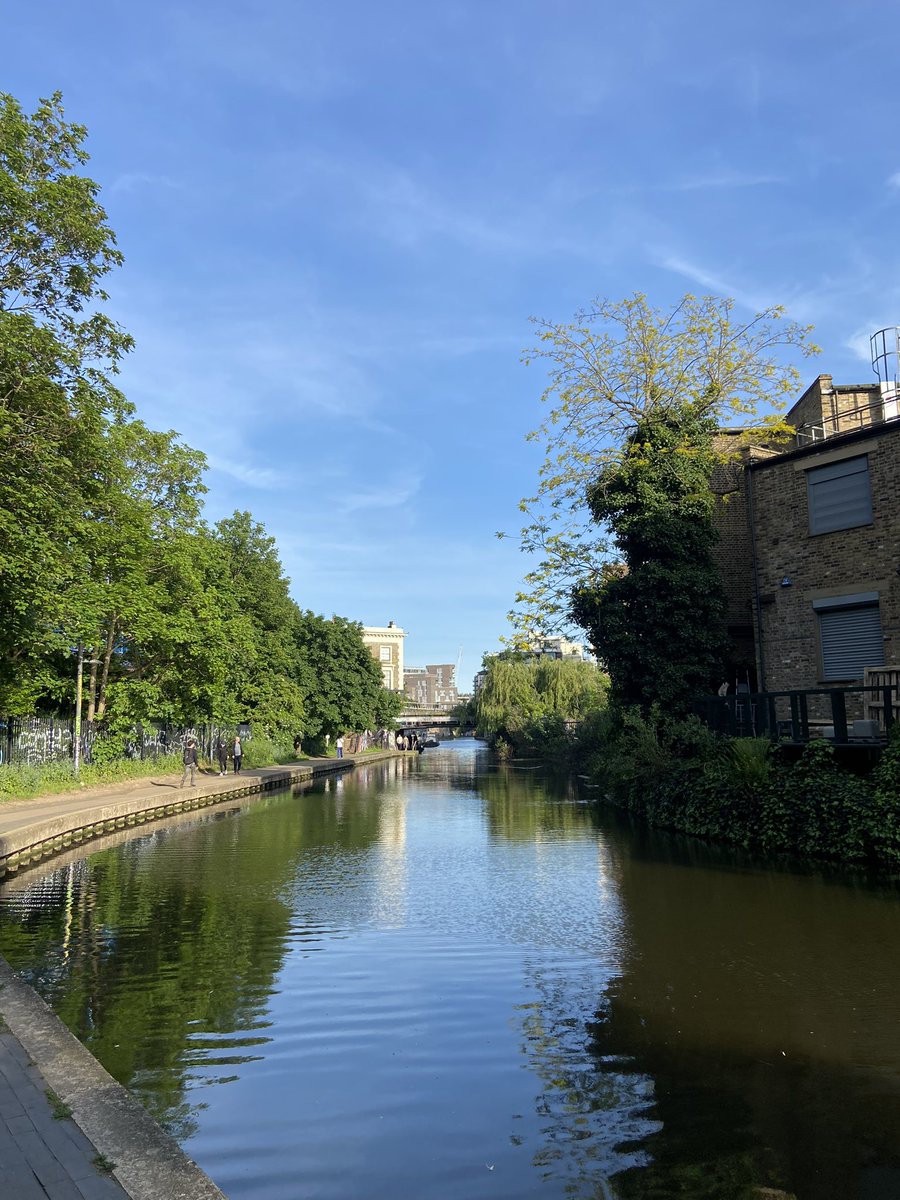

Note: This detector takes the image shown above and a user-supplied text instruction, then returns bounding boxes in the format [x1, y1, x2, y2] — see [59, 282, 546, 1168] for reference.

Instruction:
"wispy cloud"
[664, 171, 786, 191]
[110, 172, 182, 195]
[165, 8, 352, 100]
[653, 251, 772, 312]
[206, 456, 290, 490]
[338, 475, 423, 515]
[887, 171, 900, 191]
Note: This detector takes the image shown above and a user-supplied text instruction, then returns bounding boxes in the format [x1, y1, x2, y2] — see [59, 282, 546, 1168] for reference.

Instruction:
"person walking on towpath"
[180, 737, 199, 788]
[336, 735, 344, 759]
[232, 735, 243, 774]
[216, 735, 228, 776]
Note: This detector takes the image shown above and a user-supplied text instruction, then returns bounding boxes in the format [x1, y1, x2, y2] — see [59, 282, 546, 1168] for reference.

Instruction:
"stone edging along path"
[0, 753, 401, 878]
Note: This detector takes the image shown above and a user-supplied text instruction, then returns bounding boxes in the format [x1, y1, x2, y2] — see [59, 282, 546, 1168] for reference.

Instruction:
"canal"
[0, 740, 899, 1199]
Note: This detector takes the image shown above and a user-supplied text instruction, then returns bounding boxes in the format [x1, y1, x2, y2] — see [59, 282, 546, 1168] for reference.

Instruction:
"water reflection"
[0, 745, 898, 1199]
[592, 818, 900, 1199]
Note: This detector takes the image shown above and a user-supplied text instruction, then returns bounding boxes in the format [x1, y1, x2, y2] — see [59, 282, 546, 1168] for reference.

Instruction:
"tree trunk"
[86, 648, 99, 724]
[95, 622, 116, 722]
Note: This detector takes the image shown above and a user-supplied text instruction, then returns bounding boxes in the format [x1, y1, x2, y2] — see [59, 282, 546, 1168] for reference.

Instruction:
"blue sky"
[8, 0, 900, 688]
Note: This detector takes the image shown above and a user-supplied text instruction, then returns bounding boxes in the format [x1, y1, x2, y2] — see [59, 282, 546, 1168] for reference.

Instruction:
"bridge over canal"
[396, 707, 466, 731]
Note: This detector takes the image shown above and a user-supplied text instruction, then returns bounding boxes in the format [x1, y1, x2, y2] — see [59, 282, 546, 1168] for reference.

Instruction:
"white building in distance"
[361, 622, 407, 691]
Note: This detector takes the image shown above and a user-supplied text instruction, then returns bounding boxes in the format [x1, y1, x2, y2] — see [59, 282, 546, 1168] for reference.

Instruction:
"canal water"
[1, 740, 899, 1199]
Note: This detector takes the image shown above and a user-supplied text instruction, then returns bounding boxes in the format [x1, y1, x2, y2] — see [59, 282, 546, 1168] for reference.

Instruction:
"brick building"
[715, 370, 900, 699]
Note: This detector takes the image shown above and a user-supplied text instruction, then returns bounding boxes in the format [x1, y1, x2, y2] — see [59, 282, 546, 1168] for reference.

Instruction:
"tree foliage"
[509, 293, 818, 639]
[476, 653, 607, 745]
[293, 614, 404, 742]
[571, 406, 730, 715]
[0, 92, 402, 750]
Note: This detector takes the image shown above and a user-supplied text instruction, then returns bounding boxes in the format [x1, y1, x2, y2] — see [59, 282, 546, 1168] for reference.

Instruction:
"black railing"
[694, 685, 897, 745]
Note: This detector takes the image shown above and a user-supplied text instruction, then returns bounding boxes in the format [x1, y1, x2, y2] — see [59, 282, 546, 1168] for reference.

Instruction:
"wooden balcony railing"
[694, 684, 898, 745]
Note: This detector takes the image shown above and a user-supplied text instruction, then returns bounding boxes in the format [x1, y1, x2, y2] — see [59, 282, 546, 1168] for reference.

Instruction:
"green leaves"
[0, 90, 393, 748]
[0, 92, 129, 368]
[572, 405, 729, 715]
[511, 292, 819, 639]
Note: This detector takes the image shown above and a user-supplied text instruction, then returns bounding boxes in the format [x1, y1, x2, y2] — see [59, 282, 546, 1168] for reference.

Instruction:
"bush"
[727, 738, 772, 794]
[757, 741, 874, 862]
[866, 727, 900, 864]
[241, 734, 292, 768]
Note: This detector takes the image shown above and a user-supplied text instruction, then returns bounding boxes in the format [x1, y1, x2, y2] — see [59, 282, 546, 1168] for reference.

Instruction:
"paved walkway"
[0, 751, 401, 1199]
[0, 1021, 128, 1200]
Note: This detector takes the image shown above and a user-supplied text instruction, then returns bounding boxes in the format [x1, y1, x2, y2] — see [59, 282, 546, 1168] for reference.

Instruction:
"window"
[813, 593, 884, 681]
[807, 455, 872, 534]
[379, 646, 392, 662]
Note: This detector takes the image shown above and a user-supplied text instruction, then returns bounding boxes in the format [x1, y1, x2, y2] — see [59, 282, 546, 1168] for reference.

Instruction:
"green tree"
[0, 91, 131, 373]
[294, 613, 401, 742]
[476, 652, 607, 747]
[571, 406, 729, 715]
[0, 92, 134, 711]
[206, 512, 305, 735]
[508, 293, 817, 640]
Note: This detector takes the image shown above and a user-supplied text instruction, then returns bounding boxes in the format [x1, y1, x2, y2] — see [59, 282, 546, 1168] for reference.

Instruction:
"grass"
[0, 754, 184, 803]
[0, 740, 398, 803]
[45, 1089, 73, 1120]
[92, 1152, 117, 1175]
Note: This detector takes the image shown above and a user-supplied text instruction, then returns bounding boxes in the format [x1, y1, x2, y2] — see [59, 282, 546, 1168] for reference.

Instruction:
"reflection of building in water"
[371, 793, 408, 927]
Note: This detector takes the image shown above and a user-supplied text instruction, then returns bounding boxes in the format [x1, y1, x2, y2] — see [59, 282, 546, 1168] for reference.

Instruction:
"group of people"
[179, 734, 244, 787]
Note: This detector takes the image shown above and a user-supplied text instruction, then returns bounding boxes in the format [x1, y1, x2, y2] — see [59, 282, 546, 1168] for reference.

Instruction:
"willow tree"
[506, 293, 818, 641]
[476, 654, 607, 743]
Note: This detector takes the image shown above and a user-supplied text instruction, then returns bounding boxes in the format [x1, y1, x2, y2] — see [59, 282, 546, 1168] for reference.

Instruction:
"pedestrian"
[293, 734, 302, 757]
[180, 737, 198, 788]
[232, 734, 243, 774]
[216, 735, 228, 776]
[336, 735, 344, 759]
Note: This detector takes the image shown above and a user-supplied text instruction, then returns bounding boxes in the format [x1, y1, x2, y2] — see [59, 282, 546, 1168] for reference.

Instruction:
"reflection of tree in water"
[587, 818, 900, 1200]
[512, 961, 660, 1198]
[0, 779, 388, 1139]
[478, 765, 590, 842]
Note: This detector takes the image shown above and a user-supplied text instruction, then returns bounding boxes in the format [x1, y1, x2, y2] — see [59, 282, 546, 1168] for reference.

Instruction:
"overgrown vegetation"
[584, 711, 900, 867]
[0, 92, 403, 752]
[0, 752, 184, 800]
[571, 405, 730, 715]
[475, 654, 608, 762]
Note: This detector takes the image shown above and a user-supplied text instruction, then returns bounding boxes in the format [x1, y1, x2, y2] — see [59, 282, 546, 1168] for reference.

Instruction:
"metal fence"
[694, 685, 897, 745]
[0, 717, 252, 768]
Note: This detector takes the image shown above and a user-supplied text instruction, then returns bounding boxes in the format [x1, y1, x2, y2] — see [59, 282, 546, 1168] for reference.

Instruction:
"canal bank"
[0, 750, 405, 1199]
[0, 752, 406, 879]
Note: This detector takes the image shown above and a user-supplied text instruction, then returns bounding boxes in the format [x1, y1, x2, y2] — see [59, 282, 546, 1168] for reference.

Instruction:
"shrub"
[727, 738, 772, 794]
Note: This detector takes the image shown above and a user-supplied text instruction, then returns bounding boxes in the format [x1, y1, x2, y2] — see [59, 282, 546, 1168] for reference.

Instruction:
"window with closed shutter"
[814, 593, 884, 680]
[807, 455, 872, 534]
